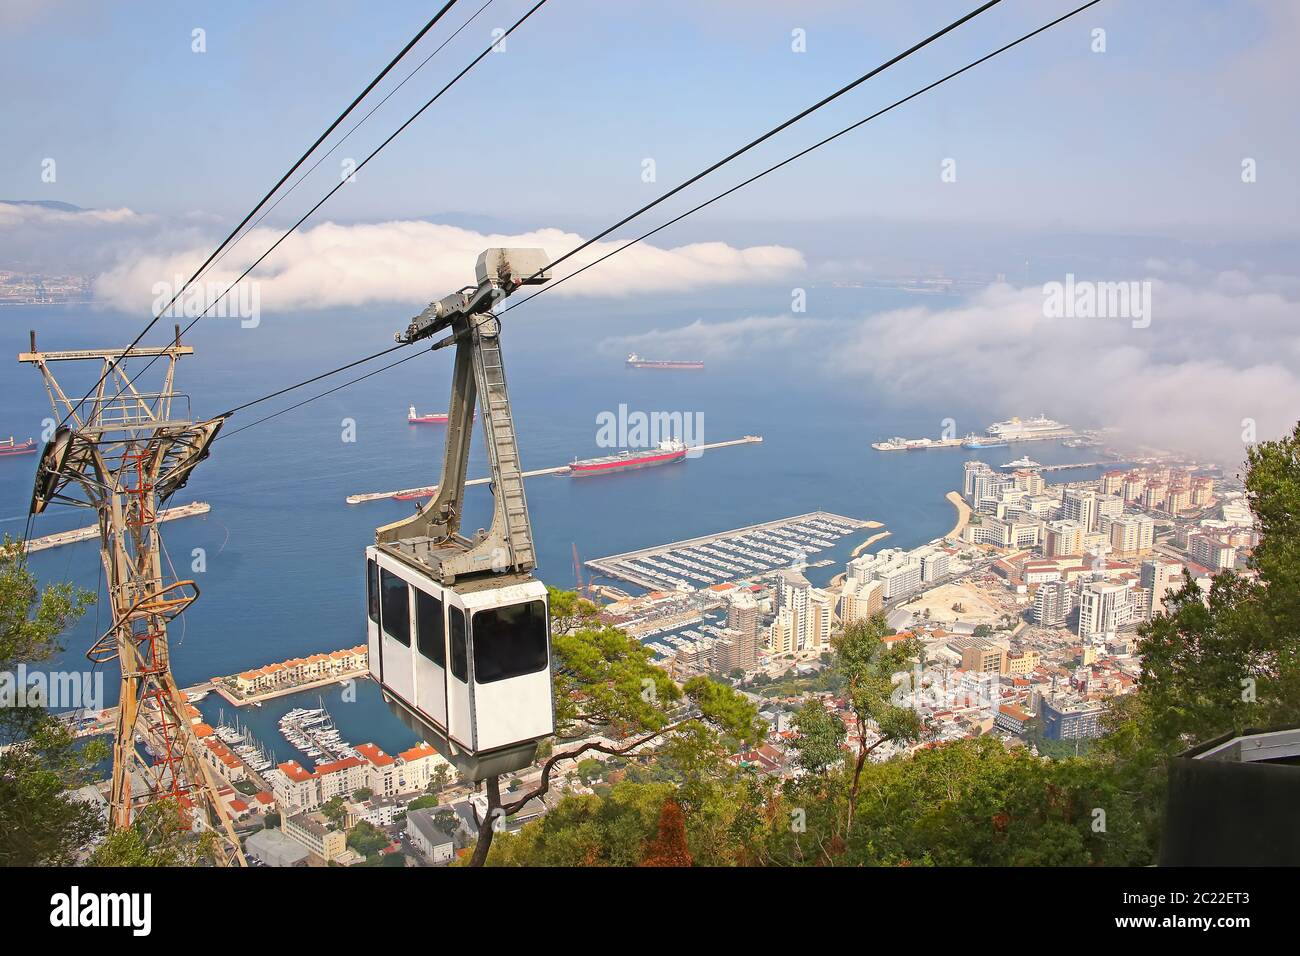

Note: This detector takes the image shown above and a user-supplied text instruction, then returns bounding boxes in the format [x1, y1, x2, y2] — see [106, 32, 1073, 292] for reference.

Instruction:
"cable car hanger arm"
[376, 248, 550, 584]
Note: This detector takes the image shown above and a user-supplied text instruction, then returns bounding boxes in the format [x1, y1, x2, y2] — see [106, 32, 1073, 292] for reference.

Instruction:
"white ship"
[985, 415, 1072, 441]
[1001, 456, 1042, 470]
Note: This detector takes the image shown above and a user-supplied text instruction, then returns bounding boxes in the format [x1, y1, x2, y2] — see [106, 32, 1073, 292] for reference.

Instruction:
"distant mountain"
[0, 199, 87, 213]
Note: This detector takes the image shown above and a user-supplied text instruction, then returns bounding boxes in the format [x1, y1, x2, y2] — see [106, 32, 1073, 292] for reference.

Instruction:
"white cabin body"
[365, 547, 553, 775]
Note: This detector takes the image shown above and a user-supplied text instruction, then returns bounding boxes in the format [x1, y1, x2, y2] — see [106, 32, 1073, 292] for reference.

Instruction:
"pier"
[345, 434, 763, 504]
[587, 510, 877, 592]
[24, 501, 210, 552]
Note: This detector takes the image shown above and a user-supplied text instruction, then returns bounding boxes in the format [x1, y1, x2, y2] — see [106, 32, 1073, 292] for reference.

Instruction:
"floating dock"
[346, 435, 763, 504]
[587, 510, 878, 592]
[25, 501, 211, 552]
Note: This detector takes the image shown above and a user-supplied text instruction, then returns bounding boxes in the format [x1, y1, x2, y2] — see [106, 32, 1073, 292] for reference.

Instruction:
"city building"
[1039, 697, 1107, 740]
[1061, 488, 1098, 532]
[838, 578, 883, 625]
[405, 808, 456, 863]
[1044, 520, 1085, 557]
[283, 810, 348, 863]
[1109, 514, 1155, 556]
[1077, 580, 1134, 639]
[1189, 533, 1236, 571]
[1141, 558, 1184, 616]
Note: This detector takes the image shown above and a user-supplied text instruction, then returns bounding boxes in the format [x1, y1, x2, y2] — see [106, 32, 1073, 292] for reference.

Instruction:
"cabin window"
[380, 569, 410, 646]
[415, 589, 445, 666]
[472, 600, 549, 683]
[366, 559, 379, 624]
[449, 606, 468, 682]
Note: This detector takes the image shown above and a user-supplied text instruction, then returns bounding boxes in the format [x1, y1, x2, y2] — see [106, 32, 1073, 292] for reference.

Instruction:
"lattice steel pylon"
[19, 328, 245, 866]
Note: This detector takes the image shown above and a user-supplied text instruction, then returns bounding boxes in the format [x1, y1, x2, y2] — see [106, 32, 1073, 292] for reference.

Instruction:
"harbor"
[344, 434, 763, 504]
[278, 701, 361, 767]
[873, 415, 1083, 452]
[586, 510, 877, 592]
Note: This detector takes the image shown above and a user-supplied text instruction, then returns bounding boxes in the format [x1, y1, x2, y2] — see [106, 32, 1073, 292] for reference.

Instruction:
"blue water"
[1, 290, 1112, 753]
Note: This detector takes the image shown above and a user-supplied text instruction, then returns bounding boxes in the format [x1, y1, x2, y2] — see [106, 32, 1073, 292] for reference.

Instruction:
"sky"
[2, 0, 1299, 461]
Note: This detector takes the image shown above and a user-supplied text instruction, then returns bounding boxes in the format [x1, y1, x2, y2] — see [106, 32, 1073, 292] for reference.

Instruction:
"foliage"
[640, 800, 692, 867]
[347, 819, 388, 857]
[790, 698, 846, 774]
[0, 537, 103, 866]
[89, 801, 221, 867]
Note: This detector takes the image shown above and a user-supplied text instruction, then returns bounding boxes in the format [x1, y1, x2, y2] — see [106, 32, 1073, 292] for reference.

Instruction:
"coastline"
[945, 491, 971, 540]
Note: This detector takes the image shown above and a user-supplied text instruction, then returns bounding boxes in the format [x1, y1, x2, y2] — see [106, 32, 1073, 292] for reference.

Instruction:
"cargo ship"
[569, 439, 688, 477]
[393, 487, 436, 500]
[625, 353, 704, 370]
[408, 405, 448, 424]
[0, 437, 36, 458]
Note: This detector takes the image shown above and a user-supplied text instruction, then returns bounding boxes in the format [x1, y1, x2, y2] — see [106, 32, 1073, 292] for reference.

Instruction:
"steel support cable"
[56, 0, 465, 432]
[214, 346, 435, 442]
[204, 0, 498, 277]
[500, 0, 1104, 316]
[513, 0, 1004, 287]
[192, 0, 1103, 440]
[94, 0, 551, 431]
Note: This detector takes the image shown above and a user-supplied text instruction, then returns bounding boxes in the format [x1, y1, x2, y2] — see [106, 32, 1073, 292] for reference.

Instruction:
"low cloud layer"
[602, 277, 1300, 466]
[89, 219, 804, 314]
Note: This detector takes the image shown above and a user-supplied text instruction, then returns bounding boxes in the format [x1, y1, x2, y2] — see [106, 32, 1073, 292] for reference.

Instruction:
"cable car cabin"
[365, 546, 554, 780]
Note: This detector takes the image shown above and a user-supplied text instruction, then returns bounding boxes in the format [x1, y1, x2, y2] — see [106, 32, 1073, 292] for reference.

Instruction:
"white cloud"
[91, 219, 805, 314]
[600, 278, 1300, 463]
[0, 202, 143, 228]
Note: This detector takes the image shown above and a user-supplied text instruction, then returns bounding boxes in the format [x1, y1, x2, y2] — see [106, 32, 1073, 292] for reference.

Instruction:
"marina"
[278, 700, 361, 767]
[212, 710, 277, 773]
[587, 511, 877, 592]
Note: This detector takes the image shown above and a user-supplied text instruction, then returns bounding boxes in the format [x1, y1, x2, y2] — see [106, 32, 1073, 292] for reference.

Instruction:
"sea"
[0, 287, 1115, 762]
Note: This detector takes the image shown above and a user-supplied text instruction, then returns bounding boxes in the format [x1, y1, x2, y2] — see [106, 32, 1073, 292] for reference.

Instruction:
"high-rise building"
[1189, 534, 1236, 571]
[1033, 580, 1074, 626]
[1013, 470, 1045, 495]
[767, 607, 796, 655]
[776, 569, 831, 651]
[1143, 482, 1167, 512]
[1140, 558, 1183, 617]
[1061, 488, 1098, 532]
[1190, 476, 1214, 507]
[1101, 471, 1125, 496]
[1039, 697, 1106, 739]
[726, 590, 760, 640]
[1044, 519, 1085, 557]
[919, 550, 951, 582]
[1110, 514, 1155, 555]
[838, 578, 883, 625]
[1077, 580, 1133, 638]
[1122, 472, 1147, 503]
[807, 589, 834, 651]
[1165, 483, 1191, 515]
[964, 460, 994, 498]
[711, 626, 759, 673]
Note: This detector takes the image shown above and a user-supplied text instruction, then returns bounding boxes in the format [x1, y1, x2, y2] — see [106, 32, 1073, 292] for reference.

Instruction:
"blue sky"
[1, 0, 1295, 238]
[2, 1, 1299, 460]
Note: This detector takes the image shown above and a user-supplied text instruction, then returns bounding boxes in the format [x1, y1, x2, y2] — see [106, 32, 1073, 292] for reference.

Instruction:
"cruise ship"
[985, 415, 1072, 441]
